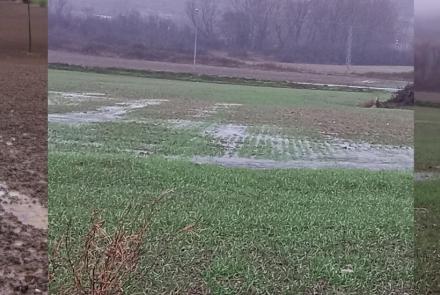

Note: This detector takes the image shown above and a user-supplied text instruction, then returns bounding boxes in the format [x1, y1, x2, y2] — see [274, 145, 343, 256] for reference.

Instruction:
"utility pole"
[193, 8, 199, 67]
[345, 25, 353, 71]
[27, 0, 32, 53]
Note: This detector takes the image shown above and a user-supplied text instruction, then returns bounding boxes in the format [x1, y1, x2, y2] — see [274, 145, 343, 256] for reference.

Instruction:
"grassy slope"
[49, 153, 413, 294]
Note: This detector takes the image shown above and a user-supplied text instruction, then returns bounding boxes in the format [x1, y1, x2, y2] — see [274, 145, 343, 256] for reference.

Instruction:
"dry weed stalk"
[50, 191, 173, 295]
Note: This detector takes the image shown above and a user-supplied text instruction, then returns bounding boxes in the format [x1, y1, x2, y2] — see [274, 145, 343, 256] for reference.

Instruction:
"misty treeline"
[49, 0, 413, 65]
[415, 18, 440, 91]
[415, 43, 440, 91]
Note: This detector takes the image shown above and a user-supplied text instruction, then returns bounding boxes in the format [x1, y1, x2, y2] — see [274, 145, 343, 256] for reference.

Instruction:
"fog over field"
[64, 0, 233, 21]
[50, 0, 414, 66]
[416, 0, 440, 42]
[61, 0, 412, 22]
[415, 0, 440, 94]
[416, 0, 440, 17]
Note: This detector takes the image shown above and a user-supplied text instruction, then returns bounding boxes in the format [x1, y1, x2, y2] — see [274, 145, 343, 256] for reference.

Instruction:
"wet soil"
[0, 184, 48, 231]
[417, 91, 440, 105]
[0, 3, 48, 293]
[224, 106, 413, 146]
[49, 50, 410, 90]
[0, 62, 48, 294]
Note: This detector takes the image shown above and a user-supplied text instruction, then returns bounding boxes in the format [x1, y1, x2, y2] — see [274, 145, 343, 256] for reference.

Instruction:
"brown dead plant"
[50, 190, 173, 295]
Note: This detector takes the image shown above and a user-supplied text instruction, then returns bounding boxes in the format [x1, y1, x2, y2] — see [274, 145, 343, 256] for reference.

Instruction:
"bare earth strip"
[417, 91, 440, 104]
[49, 50, 410, 90]
[0, 3, 48, 294]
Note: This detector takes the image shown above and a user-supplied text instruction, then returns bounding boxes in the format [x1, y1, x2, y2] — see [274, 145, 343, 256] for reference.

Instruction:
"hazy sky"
[416, 0, 440, 17]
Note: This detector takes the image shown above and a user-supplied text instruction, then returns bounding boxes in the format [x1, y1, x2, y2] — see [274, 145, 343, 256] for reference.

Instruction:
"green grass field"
[49, 154, 413, 294]
[415, 106, 440, 293]
[415, 107, 440, 171]
[415, 179, 440, 294]
[48, 70, 389, 110]
[49, 70, 413, 145]
[49, 69, 414, 294]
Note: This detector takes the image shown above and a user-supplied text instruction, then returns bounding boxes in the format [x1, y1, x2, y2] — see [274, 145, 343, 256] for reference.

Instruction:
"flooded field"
[49, 85, 413, 171]
[48, 69, 414, 294]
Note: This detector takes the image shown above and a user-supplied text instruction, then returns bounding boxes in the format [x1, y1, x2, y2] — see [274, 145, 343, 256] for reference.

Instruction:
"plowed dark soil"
[0, 3, 48, 295]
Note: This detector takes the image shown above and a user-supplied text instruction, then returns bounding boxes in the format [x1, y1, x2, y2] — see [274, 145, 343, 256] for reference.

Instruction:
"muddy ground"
[49, 50, 411, 90]
[417, 91, 440, 104]
[0, 2, 48, 294]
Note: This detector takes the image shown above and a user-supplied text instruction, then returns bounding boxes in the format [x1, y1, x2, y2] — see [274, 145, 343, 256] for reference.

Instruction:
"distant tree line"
[49, 0, 413, 65]
[415, 42, 440, 91]
[415, 17, 440, 92]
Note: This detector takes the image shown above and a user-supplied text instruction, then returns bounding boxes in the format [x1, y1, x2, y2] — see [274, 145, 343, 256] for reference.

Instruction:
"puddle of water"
[199, 123, 413, 170]
[415, 172, 440, 181]
[167, 119, 207, 129]
[192, 155, 412, 171]
[205, 124, 248, 156]
[193, 103, 242, 118]
[49, 99, 168, 124]
[292, 81, 401, 92]
[215, 103, 243, 107]
[49, 91, 109, 106]
[0, 184, 47, 230]
[206, 124, 247, 139]
[50, 91, 107, 99]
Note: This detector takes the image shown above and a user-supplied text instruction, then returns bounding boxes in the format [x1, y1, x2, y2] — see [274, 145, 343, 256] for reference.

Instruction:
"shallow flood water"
[0, 184, 47, 230]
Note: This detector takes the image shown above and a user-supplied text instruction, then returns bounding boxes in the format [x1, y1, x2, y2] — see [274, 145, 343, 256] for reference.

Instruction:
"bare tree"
[236, 0, 277, 50]
[185, 0, 218, 45]
[220, 10, 252, 55]
[48, 0, 412, 66]
[274, 0, 310, 51]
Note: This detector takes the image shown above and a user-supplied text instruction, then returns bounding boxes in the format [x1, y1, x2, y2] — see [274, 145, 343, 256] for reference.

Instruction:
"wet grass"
[48, 91, 121, 114]
[237, 126, 326, 161]
[49, 70, 389, 110]
[49, 153, 413, 294]
[415, 106, 440, 171]
[238, 135, 322, 161]
[49, 69, 414, 293]
[49, 122, 223, 157]
[48, 120, 330, 162]
[415, 105, 440, 293]
[415, 179, 440, 293]
[49, 69, 414, 146]
[49, 63, 397, 93]
[238, 136, 275, 159]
